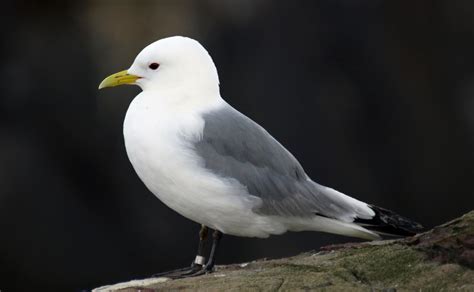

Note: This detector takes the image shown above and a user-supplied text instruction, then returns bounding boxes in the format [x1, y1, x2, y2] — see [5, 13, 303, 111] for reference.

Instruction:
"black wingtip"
[354, 205, 424, 237]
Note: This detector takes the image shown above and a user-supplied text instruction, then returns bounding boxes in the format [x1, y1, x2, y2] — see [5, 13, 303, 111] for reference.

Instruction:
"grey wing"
[194, 104, 373, 221]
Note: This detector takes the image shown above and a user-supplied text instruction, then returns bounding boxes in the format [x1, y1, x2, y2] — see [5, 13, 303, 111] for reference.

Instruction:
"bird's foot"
[184, 264, 214, 277]
[152, 263, 215, 279]
[152, 264, 203, 278]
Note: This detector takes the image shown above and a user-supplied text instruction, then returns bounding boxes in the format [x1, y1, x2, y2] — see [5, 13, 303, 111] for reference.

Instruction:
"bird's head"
[99, 36, 220, 94]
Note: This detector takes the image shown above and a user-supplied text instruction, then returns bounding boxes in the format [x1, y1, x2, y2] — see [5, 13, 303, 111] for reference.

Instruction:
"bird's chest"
[123, 101, 203, 191]
[123, 99, 219, 222]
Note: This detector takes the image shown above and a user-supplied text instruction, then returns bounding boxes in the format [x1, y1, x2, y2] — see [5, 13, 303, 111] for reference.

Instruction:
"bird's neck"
[137, 87, 225, 114]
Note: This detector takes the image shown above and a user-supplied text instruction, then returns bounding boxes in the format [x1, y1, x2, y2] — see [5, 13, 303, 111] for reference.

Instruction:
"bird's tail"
[354, 204, 424, 237]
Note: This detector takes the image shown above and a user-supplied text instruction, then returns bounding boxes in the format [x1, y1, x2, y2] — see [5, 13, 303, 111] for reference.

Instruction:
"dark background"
[1, 0, 474, 290]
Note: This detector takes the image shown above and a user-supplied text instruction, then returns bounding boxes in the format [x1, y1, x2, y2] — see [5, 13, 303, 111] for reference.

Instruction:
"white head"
[99, 36, 220, 96]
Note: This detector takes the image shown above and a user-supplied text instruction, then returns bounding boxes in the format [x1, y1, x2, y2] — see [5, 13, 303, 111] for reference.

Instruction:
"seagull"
[98, 36, 423, 278]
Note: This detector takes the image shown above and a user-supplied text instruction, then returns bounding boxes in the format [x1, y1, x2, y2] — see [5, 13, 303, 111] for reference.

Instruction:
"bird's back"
[195, 104, 375, 221]
[194, 103, 423, 238]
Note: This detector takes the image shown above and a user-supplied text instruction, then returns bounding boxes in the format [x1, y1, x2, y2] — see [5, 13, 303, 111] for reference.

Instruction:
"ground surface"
[94, 211, 474, 291]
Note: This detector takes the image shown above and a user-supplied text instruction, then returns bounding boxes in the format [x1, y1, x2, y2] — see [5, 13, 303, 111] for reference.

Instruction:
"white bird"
[99, 36, 422, 278]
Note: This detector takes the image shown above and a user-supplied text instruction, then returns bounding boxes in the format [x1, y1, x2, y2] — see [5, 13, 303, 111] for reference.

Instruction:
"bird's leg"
[152, 225, 209, 278]
[189, 230, 223, 276]
[205, 230, 223, 272]
[191, 224, 209, 268]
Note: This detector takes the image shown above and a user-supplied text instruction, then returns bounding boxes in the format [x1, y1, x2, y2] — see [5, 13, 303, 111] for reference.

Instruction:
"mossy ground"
[94, 211, 474, 291]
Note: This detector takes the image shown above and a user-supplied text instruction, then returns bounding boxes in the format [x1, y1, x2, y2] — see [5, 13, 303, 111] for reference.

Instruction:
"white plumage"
[121, 36, 380, 240]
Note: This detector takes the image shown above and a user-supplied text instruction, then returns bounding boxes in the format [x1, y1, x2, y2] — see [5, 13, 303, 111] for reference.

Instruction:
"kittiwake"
[98, 36, 423, 278]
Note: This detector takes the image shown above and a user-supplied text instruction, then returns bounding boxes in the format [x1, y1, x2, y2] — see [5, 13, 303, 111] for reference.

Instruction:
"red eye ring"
[149, 63, 159, 70]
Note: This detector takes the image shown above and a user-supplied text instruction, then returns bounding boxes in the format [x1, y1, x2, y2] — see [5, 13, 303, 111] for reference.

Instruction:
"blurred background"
[1, 0, 474, 290]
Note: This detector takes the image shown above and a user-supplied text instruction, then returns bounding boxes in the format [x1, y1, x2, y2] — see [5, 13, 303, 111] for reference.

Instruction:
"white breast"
[122, 92, 280, 237]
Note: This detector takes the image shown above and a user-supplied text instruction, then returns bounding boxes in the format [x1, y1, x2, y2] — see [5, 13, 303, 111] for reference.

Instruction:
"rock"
[93, 211, 474, 291]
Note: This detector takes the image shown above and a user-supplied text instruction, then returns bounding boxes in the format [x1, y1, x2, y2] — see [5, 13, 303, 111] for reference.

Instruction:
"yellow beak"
[98, 70, 140, 89]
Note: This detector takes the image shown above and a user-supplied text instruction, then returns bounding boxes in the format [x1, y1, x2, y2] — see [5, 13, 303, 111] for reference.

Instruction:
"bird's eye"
[149, 63, 160, 70]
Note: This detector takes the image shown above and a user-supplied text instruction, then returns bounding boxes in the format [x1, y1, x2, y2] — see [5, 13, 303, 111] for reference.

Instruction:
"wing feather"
[193, 104, 374, 221]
